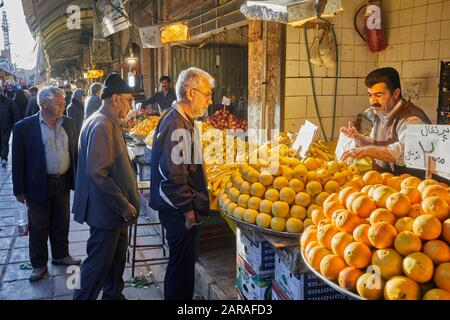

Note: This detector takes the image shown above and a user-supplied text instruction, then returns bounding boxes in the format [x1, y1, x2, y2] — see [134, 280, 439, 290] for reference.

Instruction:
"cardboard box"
[272, 247, 349, 300]
[236, 254, 273, 300]
[236, 227, 275, 274]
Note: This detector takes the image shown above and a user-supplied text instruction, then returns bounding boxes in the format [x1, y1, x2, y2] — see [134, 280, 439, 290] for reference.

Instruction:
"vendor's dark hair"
[29, 86, 38, 94]
[365, 67, 402, 98]
[159, 76, 171, 83]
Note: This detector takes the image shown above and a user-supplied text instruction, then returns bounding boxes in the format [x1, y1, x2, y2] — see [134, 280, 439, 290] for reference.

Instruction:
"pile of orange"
[219, 144, 362, 233]
[300, 171, 450, 300]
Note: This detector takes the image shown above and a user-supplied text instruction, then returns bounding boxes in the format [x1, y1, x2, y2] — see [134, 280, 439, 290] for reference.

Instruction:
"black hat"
[101, 72, 133, 99]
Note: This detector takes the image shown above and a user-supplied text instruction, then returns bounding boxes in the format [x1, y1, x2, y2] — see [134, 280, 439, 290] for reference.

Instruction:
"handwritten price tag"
[404, 125, 450, 178]
[292, 120, 318, 158]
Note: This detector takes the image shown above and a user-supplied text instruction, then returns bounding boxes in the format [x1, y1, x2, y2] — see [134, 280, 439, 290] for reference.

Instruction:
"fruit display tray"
[220, 210, 301, 239]
[300, 249, 364, 300]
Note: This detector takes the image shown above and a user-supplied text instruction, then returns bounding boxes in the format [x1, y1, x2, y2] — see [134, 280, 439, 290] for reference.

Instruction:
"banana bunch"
[308, 140, 337, 161]
[205, 164, 238, 197]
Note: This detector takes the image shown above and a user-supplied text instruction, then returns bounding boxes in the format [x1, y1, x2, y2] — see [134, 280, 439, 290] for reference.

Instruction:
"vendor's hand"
[184, 210, 196, 230]
[340, 121, 359, 138]
[15, 194, 26, 203]
[341, 147, 366, 161]
[121, 203, 137, 222]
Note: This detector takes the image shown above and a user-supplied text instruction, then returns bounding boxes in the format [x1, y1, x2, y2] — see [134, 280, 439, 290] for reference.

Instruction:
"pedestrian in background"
[14, 89, 29, 120]
[67, 88, 85, 139]
[84, 82, 102, 120]
[0, 85, 20, 167]
[12, 86, 80, 282]
[25, 86, 39, 117]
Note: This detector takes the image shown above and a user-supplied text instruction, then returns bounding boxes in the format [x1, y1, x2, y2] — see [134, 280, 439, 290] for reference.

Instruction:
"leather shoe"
[52, 256, 82, 266]
[29, 267, 48, 281]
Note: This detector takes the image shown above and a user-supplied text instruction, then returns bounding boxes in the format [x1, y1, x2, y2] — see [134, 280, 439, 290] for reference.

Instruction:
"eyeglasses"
[192, 88, 212, 101]
[118, 94, 134, 105]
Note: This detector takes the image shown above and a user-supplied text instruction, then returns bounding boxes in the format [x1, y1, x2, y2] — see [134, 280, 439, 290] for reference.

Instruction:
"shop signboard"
[94, 0, 130, 38]
[139, 26, 163, 48]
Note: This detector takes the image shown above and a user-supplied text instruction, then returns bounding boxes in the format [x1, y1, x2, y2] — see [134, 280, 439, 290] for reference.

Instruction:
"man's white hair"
[175, 67, 215, 101]
[37, 86, 65, 107]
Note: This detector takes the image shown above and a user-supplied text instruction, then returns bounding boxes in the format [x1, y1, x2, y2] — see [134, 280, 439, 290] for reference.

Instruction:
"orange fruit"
[295, 191, 312, 207]
[443, 219, 450, 244]
[288, 178, 305, 193]
[335, 210, 362, 234]
[423, 240, 450, 265]
[344, 242, 372, 269]
[338, 186, 358, 205]
[279, 187, 296, 204]
[345, 192, 366, 211]
[315, 192, 331, 206]
[362, 171, 383, 186]
[323, 193, 339, 207]
[272, 201, 290, 218]
[401, 176, 422, 189]
[421, 185, 450, 204]
[360, 185, 373, 194]
[323, 200, 345, 219]
[317, 224, 339, 250]
[273, 176, 289, 190]
[320, 254, 347, 281]
[352, 195, 376, 218]
[408, 203, 425, 218]
[356, 272, 385, 300]
[423, 288, 450, 300]
[306, 181, 323, 196]
[413, 214, 442, 240]
[421, 196, 449, 221]
[338, 267, 363, 292]
[381, 172, 394, 185]
[386, 192, 411, 217]
[403, 252, 434, 283]
[311, 207, 327, 225]
[372, 186, 396, 208]
[304, 240, 321, 257]
[384, 276, 421, 300]
[353, 224, 371, 246]
[394, 231, 422, 256]
[331, 231, 354, 258]
[394, 217, 414, 233]
[265, 188, 279, 202]
[400, 187, 422, 204]
[300, 227, 318, 250]
[303, 218, 314, 229]
[417, 179, 439, 193]
[331, 209, 348, 225]
[434, 263, 450, 292]
[372, 249, 403, 280]
[399, 173, 412, 180]
[290, 205, 307, 220]
[387, 176, 403, 191]
[307, 246, 332, 271]
[368, 222, 397, 249]
[369, 208, 396, 225]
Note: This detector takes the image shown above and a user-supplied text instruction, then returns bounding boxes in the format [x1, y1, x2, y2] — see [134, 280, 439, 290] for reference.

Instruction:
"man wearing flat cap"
[73, 73, 139, 300]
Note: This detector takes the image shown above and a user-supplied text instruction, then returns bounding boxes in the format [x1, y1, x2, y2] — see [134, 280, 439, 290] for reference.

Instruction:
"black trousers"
[158, 210, 200, 300]
[28, 175, 70, 268]
[73, 225, 128, 300]
[0, 128, 11, 160]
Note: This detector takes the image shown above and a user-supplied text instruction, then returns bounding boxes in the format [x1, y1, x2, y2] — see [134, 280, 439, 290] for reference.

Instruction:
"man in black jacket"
[0, 85, 20, 167]
[149, 67, 213, 300]
[25, 86, 39, 117]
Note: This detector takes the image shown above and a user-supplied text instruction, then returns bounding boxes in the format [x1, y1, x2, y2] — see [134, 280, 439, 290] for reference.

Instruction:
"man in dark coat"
[14, 89, 28, 120]
[141, 76, 176, 112]
[25, 86, 39, 117]
[66, 88, 85, 139]
[0, 85, 20, 167]
[73, 73, 139, 300]
[12, 86, 81, 282]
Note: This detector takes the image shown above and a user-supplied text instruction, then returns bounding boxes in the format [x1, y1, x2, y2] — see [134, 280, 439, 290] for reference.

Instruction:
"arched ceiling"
[21, 0, 94, 77]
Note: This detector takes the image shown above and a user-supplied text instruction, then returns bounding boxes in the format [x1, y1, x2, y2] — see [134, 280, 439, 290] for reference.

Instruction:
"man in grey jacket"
[84, 82, 102, 120]
[72, 73, 139, 300]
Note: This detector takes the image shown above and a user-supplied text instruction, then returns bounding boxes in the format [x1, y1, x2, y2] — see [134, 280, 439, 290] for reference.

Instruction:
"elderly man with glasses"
[149, 67, 214, 300]
[73, 73, 139, 300]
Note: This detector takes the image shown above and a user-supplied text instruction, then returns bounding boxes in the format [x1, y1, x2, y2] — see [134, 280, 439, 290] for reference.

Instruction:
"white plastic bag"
[16, 202, 29, 237]
[319, 29, 336, 69]
[309, 36, 323, 67]
[335, 132, 356, 161]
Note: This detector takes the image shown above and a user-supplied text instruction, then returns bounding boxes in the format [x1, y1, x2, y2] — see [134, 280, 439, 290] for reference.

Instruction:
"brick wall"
[284, 0, 450, 139]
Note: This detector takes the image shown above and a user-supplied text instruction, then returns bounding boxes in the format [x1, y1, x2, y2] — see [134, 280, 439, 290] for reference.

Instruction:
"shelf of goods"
[299, 170, 450, 300]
